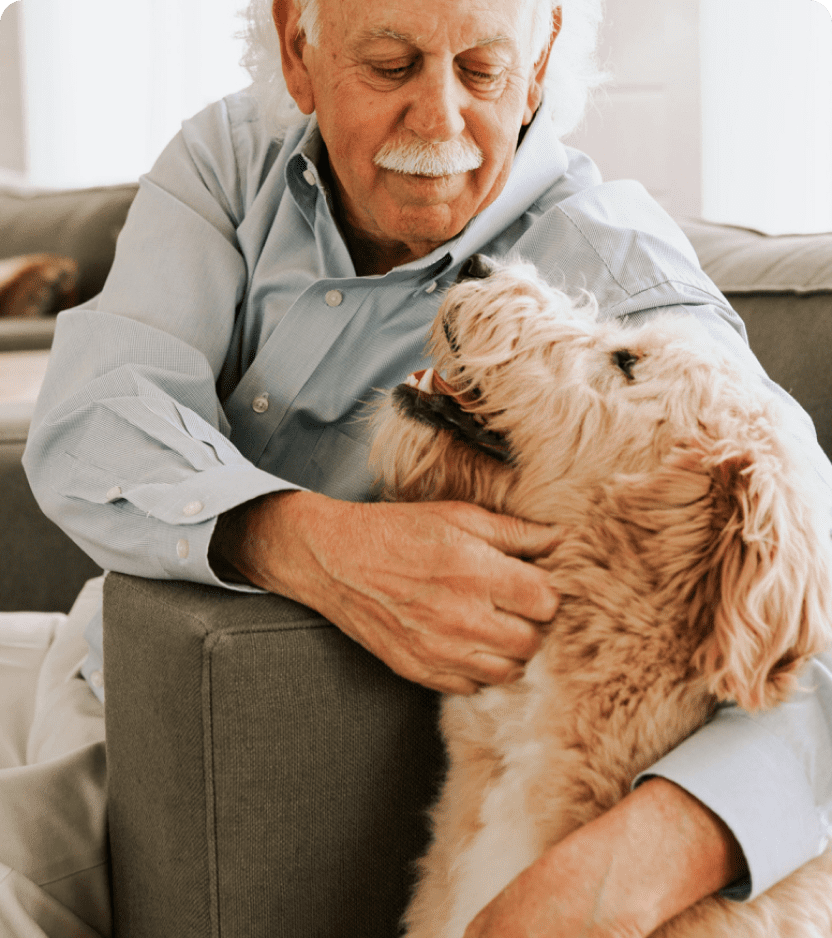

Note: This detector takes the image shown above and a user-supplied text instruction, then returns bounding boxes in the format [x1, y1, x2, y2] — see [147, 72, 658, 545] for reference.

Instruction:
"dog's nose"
[456, 254, 499, 283]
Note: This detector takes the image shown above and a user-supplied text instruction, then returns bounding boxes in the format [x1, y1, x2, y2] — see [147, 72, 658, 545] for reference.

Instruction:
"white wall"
[565, 0, 703, 219]
[700, 0, 832, 234]
[16, 0, 251, 189]
[567, 0, 832, 232]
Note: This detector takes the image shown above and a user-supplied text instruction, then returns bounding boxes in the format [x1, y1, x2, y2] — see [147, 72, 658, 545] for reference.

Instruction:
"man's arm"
[463, 777, 746, 938]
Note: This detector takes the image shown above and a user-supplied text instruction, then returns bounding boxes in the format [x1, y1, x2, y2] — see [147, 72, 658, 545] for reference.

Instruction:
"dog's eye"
[612, 349, 639, 380]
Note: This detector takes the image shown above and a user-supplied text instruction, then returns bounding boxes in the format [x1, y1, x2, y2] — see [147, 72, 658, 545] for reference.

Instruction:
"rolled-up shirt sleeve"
[22, 100, 300, 587]
[634, 654, 832, 900]
[23, 310, 299, 586]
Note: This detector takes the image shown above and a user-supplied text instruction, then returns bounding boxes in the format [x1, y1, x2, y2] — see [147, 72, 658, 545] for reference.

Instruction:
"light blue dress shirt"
[23, 88, 832, 902]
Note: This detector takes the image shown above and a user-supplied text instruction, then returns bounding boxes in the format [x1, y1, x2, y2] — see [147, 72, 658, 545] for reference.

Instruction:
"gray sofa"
[2, 183, 831, 936]
[0, 183, 137, 612]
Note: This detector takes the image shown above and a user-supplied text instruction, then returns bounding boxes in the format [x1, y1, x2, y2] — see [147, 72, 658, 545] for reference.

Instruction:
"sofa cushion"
[104, 575, 444, 938]
[678, 218, 832, 295]
[0, 183, 138, 305]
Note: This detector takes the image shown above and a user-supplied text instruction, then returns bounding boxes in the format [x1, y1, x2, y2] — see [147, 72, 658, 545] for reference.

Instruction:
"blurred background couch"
[1, 181, 831, 935]
[0, 182, 137, 612]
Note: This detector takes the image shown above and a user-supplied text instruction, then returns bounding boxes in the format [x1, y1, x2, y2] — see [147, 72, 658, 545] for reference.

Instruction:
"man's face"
[285, 0, 552, 265]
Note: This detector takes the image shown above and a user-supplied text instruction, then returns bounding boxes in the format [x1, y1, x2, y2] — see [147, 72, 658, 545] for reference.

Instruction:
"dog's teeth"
[416, 368, 435, 393]
[404, 368, 435, 393]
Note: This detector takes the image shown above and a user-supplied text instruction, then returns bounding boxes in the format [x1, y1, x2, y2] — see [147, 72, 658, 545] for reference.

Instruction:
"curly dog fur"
[370, 259, 832, 938]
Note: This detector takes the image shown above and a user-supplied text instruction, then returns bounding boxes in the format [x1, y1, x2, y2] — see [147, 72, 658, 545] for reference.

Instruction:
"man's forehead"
[354, 25, 515, 49]
[327, 0, 534, 53]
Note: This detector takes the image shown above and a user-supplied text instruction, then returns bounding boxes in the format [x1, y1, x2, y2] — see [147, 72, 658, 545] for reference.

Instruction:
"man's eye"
[460, 66, 502, 85]
[372, 64, 414, 80]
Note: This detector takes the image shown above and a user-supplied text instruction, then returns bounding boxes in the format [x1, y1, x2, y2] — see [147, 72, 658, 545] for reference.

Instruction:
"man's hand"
[210, 490, 560, 694]
[463, 777, 747, 938]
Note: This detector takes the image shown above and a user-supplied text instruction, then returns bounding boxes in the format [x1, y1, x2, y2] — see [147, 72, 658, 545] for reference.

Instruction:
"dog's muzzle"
[392, 367, 513, 464]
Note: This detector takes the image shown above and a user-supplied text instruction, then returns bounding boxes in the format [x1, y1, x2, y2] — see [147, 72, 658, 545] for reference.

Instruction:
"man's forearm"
[592, 778, 747, 933]
[208, 491, 297, 588]
[465, 776, 747, 938]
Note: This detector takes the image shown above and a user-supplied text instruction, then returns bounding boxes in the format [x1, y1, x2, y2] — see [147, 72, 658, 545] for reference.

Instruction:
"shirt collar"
[451, 104, 569, 263]
[283, 104, 569, 273]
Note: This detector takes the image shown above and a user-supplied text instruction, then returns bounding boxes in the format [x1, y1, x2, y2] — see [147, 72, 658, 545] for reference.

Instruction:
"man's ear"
[523, 6, 561, 124]
[272, 0, 315, 115]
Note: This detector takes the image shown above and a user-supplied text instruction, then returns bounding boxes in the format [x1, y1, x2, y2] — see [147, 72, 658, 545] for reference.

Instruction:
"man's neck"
[340, 218, 426, 277]
[319, 154, 439, 276]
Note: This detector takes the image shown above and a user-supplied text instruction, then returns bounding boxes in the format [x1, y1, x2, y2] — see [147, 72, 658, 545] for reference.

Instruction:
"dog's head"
[370, 256, 832, 711]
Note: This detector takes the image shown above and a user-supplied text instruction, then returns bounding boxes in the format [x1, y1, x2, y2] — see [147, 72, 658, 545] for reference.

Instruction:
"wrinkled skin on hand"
[211, 490, 561, 695]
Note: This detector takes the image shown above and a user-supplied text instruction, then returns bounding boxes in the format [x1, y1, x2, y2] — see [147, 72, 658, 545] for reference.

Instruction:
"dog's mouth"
[392, 368, 513, 464]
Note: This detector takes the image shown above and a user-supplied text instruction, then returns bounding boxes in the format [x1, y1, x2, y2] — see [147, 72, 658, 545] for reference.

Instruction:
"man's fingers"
[422, 652, 524, 696]
[490, 560, 560, 624]
[446, 502, 561, 622]
[427, 673, 482, 696]
[465, 649, 527, 685]
[473, 609, 544, 662]
[456, 503, 560, 560]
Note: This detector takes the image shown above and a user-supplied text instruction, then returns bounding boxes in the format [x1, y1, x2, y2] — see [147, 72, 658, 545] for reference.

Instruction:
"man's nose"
[403, 62, 467, 142]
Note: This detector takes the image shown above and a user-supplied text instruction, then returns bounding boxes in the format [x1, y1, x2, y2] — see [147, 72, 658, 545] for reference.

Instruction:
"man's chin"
[392, 212, 470, 257]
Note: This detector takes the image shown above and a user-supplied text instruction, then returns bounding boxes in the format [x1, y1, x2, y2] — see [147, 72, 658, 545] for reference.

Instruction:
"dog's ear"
[690, 430, 832, 712]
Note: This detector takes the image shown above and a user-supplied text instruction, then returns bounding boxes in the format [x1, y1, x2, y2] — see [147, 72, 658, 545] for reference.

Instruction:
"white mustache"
[373, 138, 484, 177]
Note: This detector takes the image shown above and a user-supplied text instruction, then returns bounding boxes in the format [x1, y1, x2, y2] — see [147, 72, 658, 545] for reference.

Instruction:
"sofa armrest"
[104, 573, 445, 938]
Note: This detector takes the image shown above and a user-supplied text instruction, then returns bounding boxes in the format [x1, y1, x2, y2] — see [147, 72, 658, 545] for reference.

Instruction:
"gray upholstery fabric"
[678, 218, 832, 460]
[104, 573, 444, 938]
[679, 217, 832, 294]
[0, 433, 101, 611]
[0, 183, 138, 305]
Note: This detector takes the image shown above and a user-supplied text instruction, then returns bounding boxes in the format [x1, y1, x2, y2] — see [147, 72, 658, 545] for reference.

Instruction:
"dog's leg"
[441, 756, 542, 938]
[402, 693, 539, 938]
[402, 755, 502, 936]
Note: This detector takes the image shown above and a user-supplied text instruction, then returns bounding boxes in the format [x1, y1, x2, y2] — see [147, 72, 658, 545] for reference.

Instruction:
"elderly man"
[7, 0, 832, 934]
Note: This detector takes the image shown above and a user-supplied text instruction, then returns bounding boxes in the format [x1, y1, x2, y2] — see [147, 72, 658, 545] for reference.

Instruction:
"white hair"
[237, 0, 608, 139]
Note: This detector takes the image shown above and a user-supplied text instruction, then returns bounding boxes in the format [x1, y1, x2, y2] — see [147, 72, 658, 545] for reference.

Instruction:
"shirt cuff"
[135, 463, 304, 588]
[633, 706, 826, 901]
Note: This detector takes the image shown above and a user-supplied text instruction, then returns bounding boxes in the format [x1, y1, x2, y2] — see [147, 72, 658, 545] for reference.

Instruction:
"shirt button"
[252, 393, 269, 413]
[302, 169, 316, 186]
[176, 538, 190, 560]
[325, 290, 343, 307]
[106, 486, 122, 501]
[90, 670, 104, 689]
[182, 500, 203, 517]
[425, 281, 438, 294]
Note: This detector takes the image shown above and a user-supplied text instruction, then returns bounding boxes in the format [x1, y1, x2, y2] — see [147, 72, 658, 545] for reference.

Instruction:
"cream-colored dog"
[370, 257, 832, 938]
